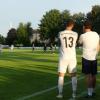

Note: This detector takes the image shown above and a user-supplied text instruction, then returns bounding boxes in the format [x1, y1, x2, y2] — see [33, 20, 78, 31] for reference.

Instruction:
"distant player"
[54, 44, 57, 50]
[0, 44, 3, 53]
[79, 21, 100, 98]
[50, 43, 54, 53]
[43, 43, 47, 52]
[32, 43, 35, 51]
[10, 44, 14, 52]
[57, 19, 78, 99]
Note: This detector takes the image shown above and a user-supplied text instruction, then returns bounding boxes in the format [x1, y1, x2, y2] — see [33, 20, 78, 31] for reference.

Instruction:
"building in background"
[30, 29, 41, 44]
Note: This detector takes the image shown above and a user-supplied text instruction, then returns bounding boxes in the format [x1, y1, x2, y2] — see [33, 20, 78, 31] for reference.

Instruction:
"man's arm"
[77, 35, 83, 47]
[97, 40, 100, 53]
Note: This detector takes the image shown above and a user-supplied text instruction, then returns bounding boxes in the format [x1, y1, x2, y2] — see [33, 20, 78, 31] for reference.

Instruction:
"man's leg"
[71, 73, 77, 98]
[92, 75, 96, 95]
[86, 74, 93, 97]
[69, 59, 77, 98]
[91, 59, 97, 95]
[82, 58, 93, 97]
[57, 73, 65, 98]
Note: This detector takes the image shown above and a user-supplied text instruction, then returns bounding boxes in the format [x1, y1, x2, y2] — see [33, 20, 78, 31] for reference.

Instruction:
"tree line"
[0, 5, 100, 46]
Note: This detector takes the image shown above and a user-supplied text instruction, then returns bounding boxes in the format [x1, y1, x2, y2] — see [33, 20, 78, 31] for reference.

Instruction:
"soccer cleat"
[84, 94, 92, 98]
[92, 92, 96, 95]
[72, 93, 76, 99]
[56, 94, 63, 98]
[92, 92, 96, 97]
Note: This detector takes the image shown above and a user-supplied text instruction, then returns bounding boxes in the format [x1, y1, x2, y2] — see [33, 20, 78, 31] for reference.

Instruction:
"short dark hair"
[66, 19, 75, 27]
[83, 21, 92, 29]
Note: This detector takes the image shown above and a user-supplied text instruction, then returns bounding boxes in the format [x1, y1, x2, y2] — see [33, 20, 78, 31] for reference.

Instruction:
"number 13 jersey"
[59, 30, 78, 60]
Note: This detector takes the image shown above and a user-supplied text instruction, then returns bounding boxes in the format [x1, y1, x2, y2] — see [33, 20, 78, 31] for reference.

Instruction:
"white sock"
[58, 76, 64, 94]
[88, 88, 92, 96]
[91, 88, 95, 94]
[72, 77, 77, 93]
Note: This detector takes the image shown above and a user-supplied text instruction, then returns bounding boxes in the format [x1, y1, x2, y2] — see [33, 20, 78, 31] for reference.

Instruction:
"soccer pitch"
[0, 49, 100, 100]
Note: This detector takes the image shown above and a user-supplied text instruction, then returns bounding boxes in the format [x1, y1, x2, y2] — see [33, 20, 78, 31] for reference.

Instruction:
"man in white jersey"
[57, 19, 78, 99]
[79, 21, 100, 98]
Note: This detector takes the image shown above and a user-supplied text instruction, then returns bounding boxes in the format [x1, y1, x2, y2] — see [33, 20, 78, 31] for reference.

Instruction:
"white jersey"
[79, 31, 99, 60]
[59, 30, 78, 60]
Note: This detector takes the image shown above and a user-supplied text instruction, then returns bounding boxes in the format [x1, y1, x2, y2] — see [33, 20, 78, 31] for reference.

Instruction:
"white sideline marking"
[69, 72, 100, 100]
[68, 82, 100, 100]
[68, 91, 86, 100]
[17, 76, 84, 100]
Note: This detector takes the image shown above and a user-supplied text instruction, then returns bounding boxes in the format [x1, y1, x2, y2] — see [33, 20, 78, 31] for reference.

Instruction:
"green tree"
[0, 34, 5, 44]
[39, 9, 61, 44]
[17, 23, 26, 46]
[87, 12, 93, 21]
[16, 22, 33, 46]
[86, 5, 100, 33]
[60, 10, 71, 30]
[72, 12, 85, 35]
[6, 28, 17, 45]
[91, 5, 100, 33]
[92, 5, 100, 18]
[26, 22, 33, 45]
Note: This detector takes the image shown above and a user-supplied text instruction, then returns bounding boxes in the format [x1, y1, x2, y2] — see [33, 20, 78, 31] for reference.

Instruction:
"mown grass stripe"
[17, 76, 84, 100]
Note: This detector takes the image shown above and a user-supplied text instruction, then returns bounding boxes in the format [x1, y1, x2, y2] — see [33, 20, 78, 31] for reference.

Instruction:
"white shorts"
[58, 58, 77, 73]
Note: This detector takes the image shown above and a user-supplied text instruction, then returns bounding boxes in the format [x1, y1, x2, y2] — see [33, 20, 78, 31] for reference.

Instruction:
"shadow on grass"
[0, 66, 57, 100]
[0, 52, 58, 63]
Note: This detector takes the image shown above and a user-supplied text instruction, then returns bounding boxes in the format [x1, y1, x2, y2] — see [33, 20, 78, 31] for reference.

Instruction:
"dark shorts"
[82, 57, 97, 75]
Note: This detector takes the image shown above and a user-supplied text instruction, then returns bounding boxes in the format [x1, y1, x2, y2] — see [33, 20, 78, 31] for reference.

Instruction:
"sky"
[0, 0, 100, 37]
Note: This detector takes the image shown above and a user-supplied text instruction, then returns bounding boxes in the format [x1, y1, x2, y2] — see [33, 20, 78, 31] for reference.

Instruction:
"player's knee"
[59, 72, 65, 77]
[70, 73, 76, 77]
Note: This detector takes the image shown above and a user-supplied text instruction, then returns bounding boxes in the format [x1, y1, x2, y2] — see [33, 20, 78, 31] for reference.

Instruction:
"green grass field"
[0, 49, 100, 100]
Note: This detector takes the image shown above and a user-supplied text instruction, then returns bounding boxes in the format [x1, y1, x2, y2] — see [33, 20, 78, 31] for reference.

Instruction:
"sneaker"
[56, 94, 63, 98]
[92, 92, 96, 97]
[84, 94, 92, 98]
[72, 93, 76, 98]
